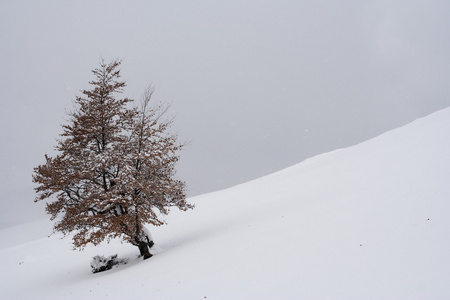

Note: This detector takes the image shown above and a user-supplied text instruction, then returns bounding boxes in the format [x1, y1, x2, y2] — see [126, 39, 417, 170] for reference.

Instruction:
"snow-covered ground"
[1, 108, 449, 300]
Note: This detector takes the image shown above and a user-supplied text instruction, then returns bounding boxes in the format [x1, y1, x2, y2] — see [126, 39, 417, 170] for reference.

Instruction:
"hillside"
[1, 108, 449, 300]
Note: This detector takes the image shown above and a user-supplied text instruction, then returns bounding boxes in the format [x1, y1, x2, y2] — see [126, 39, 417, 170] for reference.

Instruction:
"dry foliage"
[33, 60, 192, 259]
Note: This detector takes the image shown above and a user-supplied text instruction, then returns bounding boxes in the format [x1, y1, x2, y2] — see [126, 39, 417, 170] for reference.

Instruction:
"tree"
[33, 60, 192, 259]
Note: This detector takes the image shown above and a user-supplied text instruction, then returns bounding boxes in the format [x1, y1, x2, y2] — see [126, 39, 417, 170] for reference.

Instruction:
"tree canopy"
[33, 60, 192, 259]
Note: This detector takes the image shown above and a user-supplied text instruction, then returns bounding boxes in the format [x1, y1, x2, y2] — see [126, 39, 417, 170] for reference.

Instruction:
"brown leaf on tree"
[33, 59, 192, 259]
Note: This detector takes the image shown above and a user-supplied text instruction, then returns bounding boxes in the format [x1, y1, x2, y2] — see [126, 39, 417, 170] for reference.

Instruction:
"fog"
[1, 0, 449, 225]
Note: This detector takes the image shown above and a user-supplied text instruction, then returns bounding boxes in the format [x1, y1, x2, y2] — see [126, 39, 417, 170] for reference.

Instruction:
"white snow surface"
[1, 108, 449, 299]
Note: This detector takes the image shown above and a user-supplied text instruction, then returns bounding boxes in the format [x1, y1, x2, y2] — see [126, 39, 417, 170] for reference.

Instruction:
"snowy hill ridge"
[1, 108, 450, 299]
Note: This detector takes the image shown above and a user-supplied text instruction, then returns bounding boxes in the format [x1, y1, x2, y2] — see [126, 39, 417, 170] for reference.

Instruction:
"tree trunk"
[135, 224, 154, 259]
[138, 241, 152, 259]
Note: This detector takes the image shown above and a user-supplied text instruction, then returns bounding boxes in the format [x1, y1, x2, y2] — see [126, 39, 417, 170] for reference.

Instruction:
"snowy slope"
[1, 108, 449, 300]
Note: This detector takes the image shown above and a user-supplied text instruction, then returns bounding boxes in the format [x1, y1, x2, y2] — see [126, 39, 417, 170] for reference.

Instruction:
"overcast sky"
[1, 0, 450, 225]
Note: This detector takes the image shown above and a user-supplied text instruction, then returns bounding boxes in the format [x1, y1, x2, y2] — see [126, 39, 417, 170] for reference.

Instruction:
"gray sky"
[1, 0, 450, 226]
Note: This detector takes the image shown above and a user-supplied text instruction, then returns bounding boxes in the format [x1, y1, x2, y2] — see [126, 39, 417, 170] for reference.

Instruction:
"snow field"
[1, 108, 449, 299]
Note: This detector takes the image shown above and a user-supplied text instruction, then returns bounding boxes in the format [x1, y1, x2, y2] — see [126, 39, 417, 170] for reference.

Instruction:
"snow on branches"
[33, 60, 192, 259]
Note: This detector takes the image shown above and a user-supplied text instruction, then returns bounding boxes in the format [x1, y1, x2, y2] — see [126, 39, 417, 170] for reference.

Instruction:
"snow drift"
[1, 108, 449, 299]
